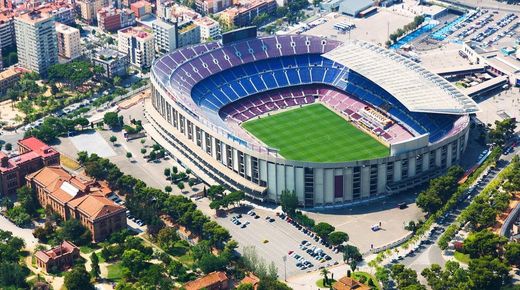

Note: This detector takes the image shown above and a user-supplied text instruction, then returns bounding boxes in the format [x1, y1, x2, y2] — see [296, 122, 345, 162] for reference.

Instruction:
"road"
[0, 214, 38, 249]
[401, 136, 519, 276]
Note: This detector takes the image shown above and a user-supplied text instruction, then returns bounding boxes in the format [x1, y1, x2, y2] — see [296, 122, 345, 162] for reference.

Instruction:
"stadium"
[144, 35, 479, 207]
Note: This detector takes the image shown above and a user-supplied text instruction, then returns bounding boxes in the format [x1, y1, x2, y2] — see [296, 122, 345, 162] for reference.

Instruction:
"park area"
[241, 104, 389, 162]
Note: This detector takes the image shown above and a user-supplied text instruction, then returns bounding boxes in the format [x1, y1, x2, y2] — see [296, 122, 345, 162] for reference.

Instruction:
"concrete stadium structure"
[144, 35, 479, 208]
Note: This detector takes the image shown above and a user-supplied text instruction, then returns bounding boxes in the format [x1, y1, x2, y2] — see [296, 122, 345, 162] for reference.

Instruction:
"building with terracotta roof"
[97, 7, 136, 32]
[0, 66, 21, 96]
[239, 273, 260, 289]
[34, 240, 79, 273]
[0, 137, 60, 196]
[26, 166, 127, 242]
[183, 271, 229, 290]
[332, 276, 371, 290]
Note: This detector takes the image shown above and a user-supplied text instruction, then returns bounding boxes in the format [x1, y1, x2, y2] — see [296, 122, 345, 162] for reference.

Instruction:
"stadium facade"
[144, 35, 479, 207]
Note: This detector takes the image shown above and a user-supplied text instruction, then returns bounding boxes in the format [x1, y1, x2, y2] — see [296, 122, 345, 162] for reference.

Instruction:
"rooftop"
[34, 241, 78, 263]
[184, 271, 228, 290]
[119, 26, 153, 40]
[0, 67, 21, 80]
[324, 40, 480, 115]
[193, 16, 218, 27]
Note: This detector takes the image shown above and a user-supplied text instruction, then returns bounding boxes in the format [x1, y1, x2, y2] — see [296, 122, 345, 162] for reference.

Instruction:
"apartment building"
[193, 16, 221, 42]
[130, 0, 152, 18]
[55, 23, 81, 59]
[14, 11, 58, 75]
[91, 47, 129, 78]
[220, 0, 276, 27]
[97, 7, 136, 32]
[152, 18, 176, 54]
[195, 0, 233, 14]
[118, 26, 154, 68]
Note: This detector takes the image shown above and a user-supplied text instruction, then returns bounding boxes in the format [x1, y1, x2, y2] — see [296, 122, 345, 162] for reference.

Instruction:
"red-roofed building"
[35, 240, 79, 273]
[0, 137, 59, 196]
[184, 271, 229, 290]
[130, 1, 151, 18]
[26, 166, 127, 242]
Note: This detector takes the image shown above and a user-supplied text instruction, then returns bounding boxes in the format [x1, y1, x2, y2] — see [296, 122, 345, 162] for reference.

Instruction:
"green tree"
[505, 242, 520, 266]
[59, 219, 91, 245]
[468, 256, 510, 290]
[64, 266, 94, 290]
[164, 168, 171, 177]
[313, 222, 335, 239]
[197, 254, 227, 273]
[463, 230, 506, 259]
[16, 186, 38, 216]
[280, 190, 299, 216]
[178, 182, 185, 190]
[103, 112, 120, 129]
[320, 268, 330, 286]
[165, 186, 172, 193]
[488, 118, 517, 147]
[121, 249, 147, 278]
[237, 283, 255, 290]
[126, 152, 132, 159]
[5, 143, 12, 151]
[342, 244, 362, 264]
[109, 135, 117, 144]
[390, 264, 425, 289]
[90, 253, 100, 279]
[328, 231, 349, 246]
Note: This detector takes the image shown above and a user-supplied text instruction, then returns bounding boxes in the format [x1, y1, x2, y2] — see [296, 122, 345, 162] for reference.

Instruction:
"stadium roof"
[324, 40, 480, 115]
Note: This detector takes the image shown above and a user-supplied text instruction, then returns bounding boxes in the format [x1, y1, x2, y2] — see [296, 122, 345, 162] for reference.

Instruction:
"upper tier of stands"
[152, 35, 467, 144]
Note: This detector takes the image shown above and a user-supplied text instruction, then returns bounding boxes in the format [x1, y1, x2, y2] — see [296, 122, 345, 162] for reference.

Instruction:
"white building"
[118, 26, 154, 68]
[55, 23, 81, 60]
[193, 16, 220, 42]
[152, 18, 176, 54]
[15, 11, 58, 75]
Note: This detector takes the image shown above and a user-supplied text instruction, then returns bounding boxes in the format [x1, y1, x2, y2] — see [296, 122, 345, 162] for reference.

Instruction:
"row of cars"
[277, 212, 340, 254]
[230, 210, 275, 229]
[108, 194, 145, 227]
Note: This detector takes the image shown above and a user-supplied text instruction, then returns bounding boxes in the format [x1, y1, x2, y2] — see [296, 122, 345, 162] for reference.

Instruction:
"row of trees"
[1, 186, 39, 227]
[25, 116, 90, 143]
[388, 15, 425, 44]
[488, 117, 517, 147]
[416, 166, 465, 214]
[0, 230, 29, 289]
[78, 152, 231, 249]
[47, 60, 103, 89]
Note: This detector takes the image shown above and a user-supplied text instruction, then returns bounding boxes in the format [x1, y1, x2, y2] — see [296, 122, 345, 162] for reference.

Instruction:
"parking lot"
[215, 206, 343, 278]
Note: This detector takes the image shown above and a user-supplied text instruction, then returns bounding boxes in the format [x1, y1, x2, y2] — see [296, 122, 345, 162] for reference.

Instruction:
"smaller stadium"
[145, 34, 478, 207]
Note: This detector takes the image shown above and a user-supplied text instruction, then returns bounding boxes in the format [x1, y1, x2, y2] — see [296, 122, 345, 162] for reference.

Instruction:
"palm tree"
[321, 268, 330, 286]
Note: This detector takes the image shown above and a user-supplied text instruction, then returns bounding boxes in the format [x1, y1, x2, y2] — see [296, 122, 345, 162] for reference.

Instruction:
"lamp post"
[282, 255, 287, 281]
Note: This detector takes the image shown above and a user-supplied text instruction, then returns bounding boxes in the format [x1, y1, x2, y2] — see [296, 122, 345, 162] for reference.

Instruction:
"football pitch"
[241, 104, 389, 162]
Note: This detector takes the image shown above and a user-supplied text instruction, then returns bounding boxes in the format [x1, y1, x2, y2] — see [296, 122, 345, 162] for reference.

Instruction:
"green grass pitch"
[241, 104, 389, 162]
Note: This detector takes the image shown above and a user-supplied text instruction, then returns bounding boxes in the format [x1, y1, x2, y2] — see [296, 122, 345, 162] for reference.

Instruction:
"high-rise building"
[220, 0, 276, 27]
[176, 20, 200, 48]
[193, 16, 221, 42]
[14, 11, 58, 75]
[118, 26, 154, 68]
[195, 0, 233, 14]
[55, 23, 81, 60]
[0, 16, 16, 49]
[152, 18, 176, 54]
[77, 0, 104, 23]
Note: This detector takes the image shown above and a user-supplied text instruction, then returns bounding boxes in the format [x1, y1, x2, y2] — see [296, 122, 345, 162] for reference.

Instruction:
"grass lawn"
[242, 104, 389, 162]
[107, 262, 124, 282]
[96, 252, 106, 263]
[316, 278, 336, 288]
[352, 271, 380, 290]
[60, 154, 81, 170]
[454, 250, 471, 264]
[177, 252, 195, 267]
[79, 244, 99, 254]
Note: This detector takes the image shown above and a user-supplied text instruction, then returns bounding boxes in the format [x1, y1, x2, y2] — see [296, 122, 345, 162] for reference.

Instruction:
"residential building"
[14, 11, 58, 75]
[195, 0, 233, 14]
[177, 20, 200, 48]
[332, 276, 371, 290]
[152, 18, 176, 54]
[239, 273, 260, 289]
[0, 67, 21, 96]
[184, 271, 229, 290]
[55, 23, 81, 60]
[77, 0, 104, 23]
[35, 241, 80, 273]
[159, 2, 200, 23]
[219, 0, 276, 27]
[0, 16, 15, 49]
[26, 166, 127, 242]
[193, 16, 220, 42]
[130, 0, 152, 18]
[118, 26, 154, 68]
[91, 47, 129, 78]
[121, 0, 138, 8]
[37, 1, 76, 26]
[0, 137, 60, 196]
[97, 7, 136, 32]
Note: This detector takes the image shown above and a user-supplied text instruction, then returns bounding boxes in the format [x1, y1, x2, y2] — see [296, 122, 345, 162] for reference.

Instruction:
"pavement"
[0, 214, 38, 250]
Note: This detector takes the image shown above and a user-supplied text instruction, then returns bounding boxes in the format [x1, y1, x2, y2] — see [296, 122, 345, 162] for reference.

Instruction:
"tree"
[505, 242, 520, 266]
[207, 185, 225, 200]
[90, 253, 100, 279]
[126, 152, 132, 159]
[109, 135, 117, 144]
[198, 254, 227, 273]
[237, 283, 255, 290]
[16, 186, 38, 215]
[375, 267, 391, 288]
[103, 112, 120, 129]
[313, 222, 335, 239]
[64, 266, 94, 290]
[342, 245, 362, 264]
[489, 118, 517, 147]
[328, 231, 349, 246]
[5, 143, 12, 151]
[165, 186, 172, 193]
[463, 230, 506, 259]
[280, 190, 299, 216]
[59, 219, 91, 245]
[48, 61, 94, 88]
[257, 278, 292, 290]
[390, 264, 425, 289]
[6, 206, 31, 227]
[320, 268, 330, 286]
[468, 256, 510, 290]
[113, 76, 122, 86]
[121, 249, 147, 278]
[421, 261, 472, 290]
[141, 148, 147, 154]
[178, 182, 185, 190]
[164, 168, 171, 177]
